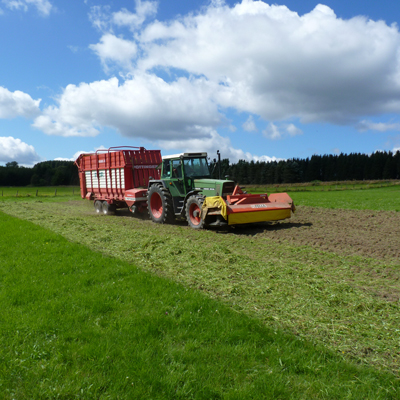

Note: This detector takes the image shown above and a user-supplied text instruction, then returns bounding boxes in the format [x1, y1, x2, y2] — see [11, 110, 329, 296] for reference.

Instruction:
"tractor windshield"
[183, 157, 211, 178]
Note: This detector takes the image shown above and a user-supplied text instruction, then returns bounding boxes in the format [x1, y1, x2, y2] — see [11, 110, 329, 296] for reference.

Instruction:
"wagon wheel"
[101, 201, 116, 215]
[186, 195, 205, 229]
[147, 184, 174, 224]
[94, 200, 102, 213]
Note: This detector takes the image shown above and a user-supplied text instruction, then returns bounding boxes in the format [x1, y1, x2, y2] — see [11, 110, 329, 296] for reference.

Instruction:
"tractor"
[146, 152, 295, 229]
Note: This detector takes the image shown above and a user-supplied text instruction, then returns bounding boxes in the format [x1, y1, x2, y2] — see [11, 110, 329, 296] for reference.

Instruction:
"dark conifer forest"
[210, 151, 400, 183]
[0, 161, 80, 186]
[0, 151, 399, 186]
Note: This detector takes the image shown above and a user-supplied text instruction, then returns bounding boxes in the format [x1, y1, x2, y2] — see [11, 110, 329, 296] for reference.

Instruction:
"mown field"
[0, 183, 399, 398]
[0, 186, 80, 198]
[250, 181, 400, 211]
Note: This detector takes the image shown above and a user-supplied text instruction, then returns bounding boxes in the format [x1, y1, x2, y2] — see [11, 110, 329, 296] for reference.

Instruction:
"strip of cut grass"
[287, 185, 400, 211]
[249, 180, 399, 193]
[0, 186, 80, 199]
[246, 182, 400, 211]
[0, 211, 399, 399]
[247, 184, 400, 211]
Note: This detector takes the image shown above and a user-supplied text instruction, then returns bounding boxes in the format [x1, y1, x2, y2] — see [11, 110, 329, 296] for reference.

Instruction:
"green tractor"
[147, 152, 295, 229]
[147, 152, 234, 229]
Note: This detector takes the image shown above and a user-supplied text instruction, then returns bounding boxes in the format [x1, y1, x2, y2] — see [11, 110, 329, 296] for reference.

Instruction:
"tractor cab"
[160, 153, 211, 198]
[160, 152, 236, 202]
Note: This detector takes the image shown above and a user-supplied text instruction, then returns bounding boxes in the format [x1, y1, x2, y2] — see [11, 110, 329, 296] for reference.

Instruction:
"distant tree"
[51, 166, 70, 185]
[382, 152, 395, 179]
[30, 173, 40, 186]
[262, 161, 276, 184]
[5, 161, 19, 168]
[210, 158, 230, 179]
[395, 151, 400, 179]
[282, 161, 301, 183]
[372, 152, 383, 179]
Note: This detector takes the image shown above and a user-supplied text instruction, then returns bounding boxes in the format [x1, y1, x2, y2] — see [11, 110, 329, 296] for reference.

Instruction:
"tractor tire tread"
[186, 195, 205, 229]
[148, 184, 174, 224]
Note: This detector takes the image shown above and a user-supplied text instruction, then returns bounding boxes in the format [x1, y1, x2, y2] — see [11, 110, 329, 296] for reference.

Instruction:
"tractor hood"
[192, 178, 236, 197]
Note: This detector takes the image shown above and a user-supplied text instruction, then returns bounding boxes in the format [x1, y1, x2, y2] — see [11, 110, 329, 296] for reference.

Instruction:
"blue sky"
[1, 0, 400, 166]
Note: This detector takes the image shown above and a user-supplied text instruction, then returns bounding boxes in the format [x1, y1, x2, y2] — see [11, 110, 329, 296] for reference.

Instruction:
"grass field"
[288, 185, 400, 211]
[0, 183, 399, 398]
[258, 180, 399, 193]
[1, 211, 398, 399]
[0, 186, 80, 199]
[246, 182, 400, 212]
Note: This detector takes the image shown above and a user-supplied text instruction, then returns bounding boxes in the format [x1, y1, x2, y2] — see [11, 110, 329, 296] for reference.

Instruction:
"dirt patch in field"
[62, 201, 400, 262]
[4, 200, 399, 264]
[233, 206, 400, 262]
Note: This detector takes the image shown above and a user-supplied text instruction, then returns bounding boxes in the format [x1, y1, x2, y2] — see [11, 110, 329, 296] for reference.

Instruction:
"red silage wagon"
[74, 147, 161, 214]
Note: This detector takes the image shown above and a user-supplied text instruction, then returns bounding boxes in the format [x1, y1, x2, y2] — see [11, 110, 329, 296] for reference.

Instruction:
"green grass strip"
[0, 186, 80, 197]
[246, 185, 400, 212]
[0, 212, 399, 399]
[289, 185, 400, 211]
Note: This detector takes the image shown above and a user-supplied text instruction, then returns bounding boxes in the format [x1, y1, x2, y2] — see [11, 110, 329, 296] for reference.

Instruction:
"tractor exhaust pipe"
[217, 150, 221, 180]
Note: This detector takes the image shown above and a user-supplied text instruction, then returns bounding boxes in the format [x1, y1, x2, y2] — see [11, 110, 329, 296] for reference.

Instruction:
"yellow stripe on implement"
[202, 196, 228, 220]
[228, 208, 291, 225]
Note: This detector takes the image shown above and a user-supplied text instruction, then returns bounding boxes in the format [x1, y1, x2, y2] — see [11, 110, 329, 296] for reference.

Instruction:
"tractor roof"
[162, 152, 208, 160]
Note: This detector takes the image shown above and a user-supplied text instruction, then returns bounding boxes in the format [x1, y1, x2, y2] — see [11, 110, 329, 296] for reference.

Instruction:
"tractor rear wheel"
[186, 195, 205, 229]
[148, 184, 174, 224]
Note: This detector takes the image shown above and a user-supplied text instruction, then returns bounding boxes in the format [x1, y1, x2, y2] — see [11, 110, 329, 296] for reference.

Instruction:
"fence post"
[36, 190, 38, 196]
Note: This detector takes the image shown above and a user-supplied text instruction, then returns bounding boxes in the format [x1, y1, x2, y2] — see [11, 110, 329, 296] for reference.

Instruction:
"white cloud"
[68, 45, 79, 53]
[393, 147, 400, 154]
[158, 128, 279, 163]
[88, 5, 112, 32]
[112, 1, 157, 30]
[55, 146, 107, 162]
[89, 34, 138, 72]
[89, 1, 157, 33]
[31, 1, 400, 159]
[263, 123, 282, 140]
[242, 115, 257, 132]
[263, 122, 302, 140]
[0, 87, 41, 119]
[136, 1, 400, 124]
[0, 136, 40, 165]
[357, 120, 400, 132]
[286, 123, 303, 137]
[2, 0, 53, 16]
[228, 124, 237, 132]
[33, 75, 221, 139]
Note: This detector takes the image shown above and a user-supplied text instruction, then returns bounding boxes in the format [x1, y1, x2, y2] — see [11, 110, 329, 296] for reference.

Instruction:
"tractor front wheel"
[147, 184, 174, 224]
[186, 196, 205, 229]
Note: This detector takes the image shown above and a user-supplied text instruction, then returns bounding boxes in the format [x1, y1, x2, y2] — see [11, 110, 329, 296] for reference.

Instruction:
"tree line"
[0, 161, 79, 186]
[1, 150, 399, 187]
[210, 151, 400, 184]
